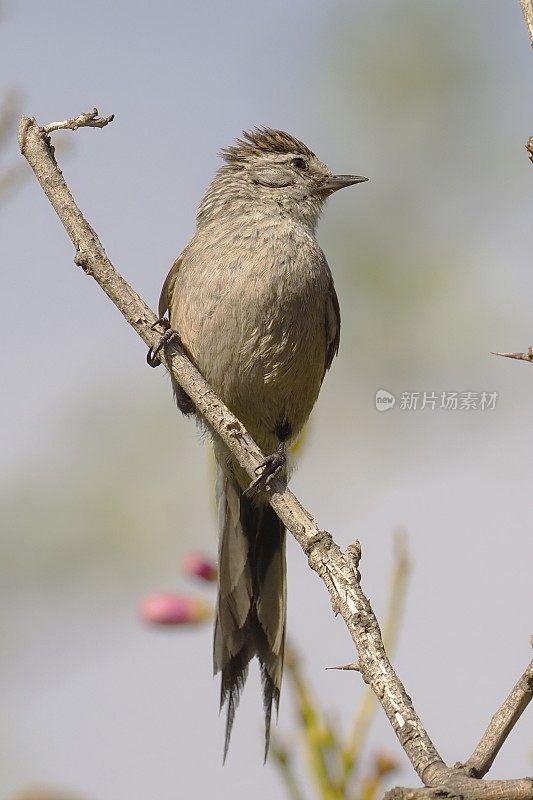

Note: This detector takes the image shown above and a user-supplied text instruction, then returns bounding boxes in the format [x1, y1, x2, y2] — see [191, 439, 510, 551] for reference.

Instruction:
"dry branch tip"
[491, 348, 533, 362]
[326, 662, 361, 672]
[42, 108, 115, 135]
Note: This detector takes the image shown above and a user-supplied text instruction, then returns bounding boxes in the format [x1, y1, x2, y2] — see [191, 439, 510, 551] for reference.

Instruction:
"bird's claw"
[244, 448, 286, 497]
[147, 319, 180, 367]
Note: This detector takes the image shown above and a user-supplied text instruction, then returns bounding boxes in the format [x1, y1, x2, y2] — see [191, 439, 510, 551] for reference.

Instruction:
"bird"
[155, 127, 367, 760]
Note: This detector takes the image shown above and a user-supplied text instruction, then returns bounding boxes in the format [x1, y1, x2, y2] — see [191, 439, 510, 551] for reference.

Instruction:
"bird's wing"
[158, 247, 187, 319]
[324, 279, 341, 375]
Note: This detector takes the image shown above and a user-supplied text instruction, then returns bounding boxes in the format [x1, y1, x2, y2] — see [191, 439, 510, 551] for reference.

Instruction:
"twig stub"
[492, 347, 533, 363]
[43, 108, 115, 135]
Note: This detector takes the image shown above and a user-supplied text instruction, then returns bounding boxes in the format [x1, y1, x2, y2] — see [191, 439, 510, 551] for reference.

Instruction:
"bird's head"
[197, 128, 367, 229]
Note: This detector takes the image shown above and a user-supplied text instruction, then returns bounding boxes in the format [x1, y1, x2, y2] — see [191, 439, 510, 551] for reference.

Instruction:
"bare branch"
[344, 532, 410, 775]
[519, 2, 533, 171]
[385, 786, 463, 800]
[42, 107, 114, 135]
[385, 780, 533, 800]
[492, 348, 533, 363]
[18, 113, 533, 800]
[519, 0, 533, 46]
[463, 658, 533, 778]
[326, 663, 361, 672]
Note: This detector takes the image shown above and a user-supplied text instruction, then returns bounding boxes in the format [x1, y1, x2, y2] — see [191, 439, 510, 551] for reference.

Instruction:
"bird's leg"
[244, 441, 287, 497]
[146, 317, 181, 367]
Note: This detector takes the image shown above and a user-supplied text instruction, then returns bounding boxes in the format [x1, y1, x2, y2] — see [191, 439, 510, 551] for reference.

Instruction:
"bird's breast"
[170, 222, 331, 448]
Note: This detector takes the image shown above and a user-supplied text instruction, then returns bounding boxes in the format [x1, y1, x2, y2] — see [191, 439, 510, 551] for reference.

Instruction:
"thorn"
[330, 598, 341, 616]
[492, 348, 533, 362]
[346, 540, 361, 567]
[326, 662, 361, 672]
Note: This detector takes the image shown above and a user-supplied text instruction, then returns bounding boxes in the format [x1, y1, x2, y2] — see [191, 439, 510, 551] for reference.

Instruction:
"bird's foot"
[147, 318, 181, 367]
[244, 444, 287, 497]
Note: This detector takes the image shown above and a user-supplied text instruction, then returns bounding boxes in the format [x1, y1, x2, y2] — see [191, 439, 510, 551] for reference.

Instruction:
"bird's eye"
[290, 157, 307, 170]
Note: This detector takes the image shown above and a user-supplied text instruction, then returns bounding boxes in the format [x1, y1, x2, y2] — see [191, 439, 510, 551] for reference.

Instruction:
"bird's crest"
[221, 127, 314, 164]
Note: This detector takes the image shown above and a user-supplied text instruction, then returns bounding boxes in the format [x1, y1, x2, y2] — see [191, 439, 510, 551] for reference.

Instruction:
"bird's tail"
[214, 464, 286, 762]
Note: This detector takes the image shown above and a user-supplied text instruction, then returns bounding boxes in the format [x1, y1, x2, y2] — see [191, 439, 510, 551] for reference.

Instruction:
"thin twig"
[326, 663, 361, 672]
[42, 107, 114, 134]
[18, 113, 533, 800]
[519, 0, 533, 46]
[492, 348, 533, 363]
[385, 780, 533, 800]
[463, 658, 533, 778]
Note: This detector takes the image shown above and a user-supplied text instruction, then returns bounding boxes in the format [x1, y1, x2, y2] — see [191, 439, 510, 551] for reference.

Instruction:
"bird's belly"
[182, 293, 326, 454]
[230, 323, 325, 451]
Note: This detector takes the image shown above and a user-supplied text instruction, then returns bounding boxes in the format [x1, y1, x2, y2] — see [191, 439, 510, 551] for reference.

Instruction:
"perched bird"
[156, 128, 367, 759]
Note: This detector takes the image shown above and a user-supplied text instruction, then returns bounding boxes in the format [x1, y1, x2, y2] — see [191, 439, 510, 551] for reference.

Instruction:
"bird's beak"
[322, 174, 369, 193]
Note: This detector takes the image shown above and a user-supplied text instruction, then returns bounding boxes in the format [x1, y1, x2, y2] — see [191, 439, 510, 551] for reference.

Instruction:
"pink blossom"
[140, 593, 211, 625]
[181, 552, 218, 583]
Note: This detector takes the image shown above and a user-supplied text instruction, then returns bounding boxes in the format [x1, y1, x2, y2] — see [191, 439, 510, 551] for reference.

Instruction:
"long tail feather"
[214, 465, 286, 760]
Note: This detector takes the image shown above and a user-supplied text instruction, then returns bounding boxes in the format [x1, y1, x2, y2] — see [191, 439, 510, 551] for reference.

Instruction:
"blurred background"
[1, 0, 533, 798]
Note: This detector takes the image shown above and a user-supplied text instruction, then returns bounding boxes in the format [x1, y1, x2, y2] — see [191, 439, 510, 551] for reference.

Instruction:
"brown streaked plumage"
[220, 127, 314, 164]
[159, 128, 367, 760]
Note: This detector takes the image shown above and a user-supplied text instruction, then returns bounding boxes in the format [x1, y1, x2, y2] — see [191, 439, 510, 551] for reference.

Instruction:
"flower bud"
[182, 552, 218, 582]
[140, 593, 211, 625]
